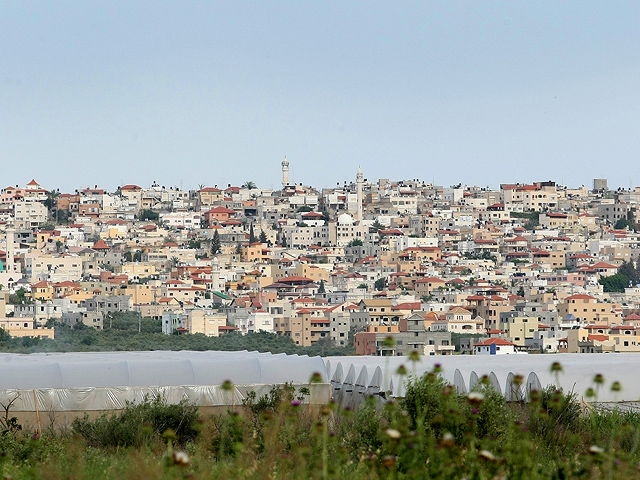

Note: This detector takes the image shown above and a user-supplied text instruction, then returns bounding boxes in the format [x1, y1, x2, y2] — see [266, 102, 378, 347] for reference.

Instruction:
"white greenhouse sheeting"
[0, 351, 329, 412]
[5, 351, 639, 414]
[324, 353, 640, 410]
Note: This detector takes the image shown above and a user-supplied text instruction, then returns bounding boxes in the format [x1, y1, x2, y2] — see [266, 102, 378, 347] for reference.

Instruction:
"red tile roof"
[474, 338, 516, 347]
[206, 206, 236, 214]
[565, 294, 596, 301]
[587, 334, 609, 342]
[279, 276, 314, 284]
[92, 240, 110, 250]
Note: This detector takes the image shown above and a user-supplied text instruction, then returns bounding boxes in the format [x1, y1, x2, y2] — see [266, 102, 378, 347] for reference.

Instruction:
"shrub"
[402, 371, 468, 440]
[210, 411, 245, 459]
[337, 398, 382, 457]
[472, 382, 513, 439]
[72, 395, 199, 448]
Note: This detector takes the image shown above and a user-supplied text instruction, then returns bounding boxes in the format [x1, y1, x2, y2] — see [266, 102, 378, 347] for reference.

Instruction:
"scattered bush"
[72, 395, 199, 448]
[1, 366, 640, 479]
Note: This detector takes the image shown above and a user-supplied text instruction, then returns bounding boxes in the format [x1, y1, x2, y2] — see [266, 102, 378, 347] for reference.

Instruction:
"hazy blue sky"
[2, 1, 639, 193]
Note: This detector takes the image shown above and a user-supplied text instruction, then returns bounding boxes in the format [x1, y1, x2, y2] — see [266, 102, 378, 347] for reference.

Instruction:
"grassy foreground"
[1, 365, 640, 479]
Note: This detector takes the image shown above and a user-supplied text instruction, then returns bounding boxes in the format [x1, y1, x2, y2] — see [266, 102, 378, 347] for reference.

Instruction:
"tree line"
[0, 312, 354, 357]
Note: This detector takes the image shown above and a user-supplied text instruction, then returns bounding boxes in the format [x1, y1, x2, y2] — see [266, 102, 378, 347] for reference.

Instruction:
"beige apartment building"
[415, 277, 447, 297]
[185, 309, 228, 336]
[121, 283, 161, 305]
[498, 315, 540, 347]
[290, 264, 330, 284]
[197, 187, 224, 207]
[539, 212, 578, 229]
[352, 298, 395, 326]
[502, 183, 558, 211]
[0, 296, 54, 339]
[566, 329, 640, 353]
[26, 255, 83, 282]
[431, 307, 484, 334]
[13, 201, 48, 228]
[274, 308, 331, 347]
[328, 216, 368, 247]
[557, 294, 621, 325]
[115, 262, 157, 280]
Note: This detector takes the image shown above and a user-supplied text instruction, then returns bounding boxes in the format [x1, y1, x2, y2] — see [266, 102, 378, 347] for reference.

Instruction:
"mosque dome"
[337, 213, 355, 225]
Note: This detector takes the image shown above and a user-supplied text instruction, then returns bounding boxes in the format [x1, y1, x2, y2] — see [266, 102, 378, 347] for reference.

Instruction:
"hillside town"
[1, 161, 640, 356]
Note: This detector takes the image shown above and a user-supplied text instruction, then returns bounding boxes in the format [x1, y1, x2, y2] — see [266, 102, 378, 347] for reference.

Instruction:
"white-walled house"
[236, 310, 275, 335]
[159, 212, 202, 229]
[474, 338, 520, 355]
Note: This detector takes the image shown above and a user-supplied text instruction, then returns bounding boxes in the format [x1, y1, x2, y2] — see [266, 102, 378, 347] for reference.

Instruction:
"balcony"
[436, 344, 456, 353]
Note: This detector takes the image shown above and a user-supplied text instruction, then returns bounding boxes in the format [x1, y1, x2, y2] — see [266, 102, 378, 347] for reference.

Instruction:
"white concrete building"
[159, 212, 202, 229]
[13, 201, 47, 228]
[26, 255, 83, 282]
[236, 310, 274, 335]
[474, 338, 519, 355]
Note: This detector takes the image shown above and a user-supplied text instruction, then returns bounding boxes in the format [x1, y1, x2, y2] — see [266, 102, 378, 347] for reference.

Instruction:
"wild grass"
[1, 366, 640, 479]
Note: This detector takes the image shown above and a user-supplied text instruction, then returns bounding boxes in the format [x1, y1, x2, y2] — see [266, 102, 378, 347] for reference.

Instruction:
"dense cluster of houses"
[1, 168, 640, 356]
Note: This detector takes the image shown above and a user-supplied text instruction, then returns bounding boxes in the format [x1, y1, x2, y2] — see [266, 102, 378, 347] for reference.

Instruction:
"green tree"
[618, 260, 638, 285]
[9, 287, 31, 305]
[511, 211, 540, 230]
[242, 181, 257, 190]
[138, 209, 159, 221]
[374, 277, 388, 291]
[296, 205, 313, 213]
[43, 190, 59, 213]
[599, 273, 630, 293]
[347, 239, 363, 247]
[211, 230, 221, 255]
[40, 222, 56, 231]
[259, 230, 267, 244]
[0, 327, 10, 342]
[56, 209, 71, 224]
[614, 218, 632, 230]
[318, 279, 326, 293]
[370, 218, 384, 233]
[249, 224, 256, 243]
[168, 256, 180, 270]
[598, 260, 639, 292]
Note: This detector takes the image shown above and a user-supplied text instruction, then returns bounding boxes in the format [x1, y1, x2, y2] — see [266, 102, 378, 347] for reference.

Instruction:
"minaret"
[211, 256, 222, 292]
[356, 167, 363, 222]
[5, 229, 14, 273]
[282, 156, 290, 188]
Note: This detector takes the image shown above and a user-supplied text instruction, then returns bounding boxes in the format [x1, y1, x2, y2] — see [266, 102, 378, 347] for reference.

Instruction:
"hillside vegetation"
[0, 312, 354, 357]
[0, 363, 639, 479]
